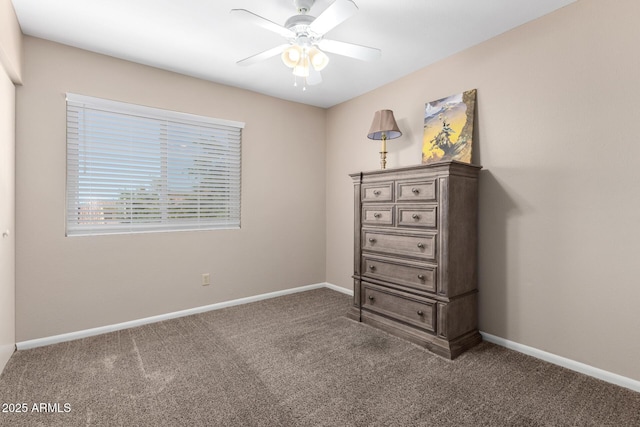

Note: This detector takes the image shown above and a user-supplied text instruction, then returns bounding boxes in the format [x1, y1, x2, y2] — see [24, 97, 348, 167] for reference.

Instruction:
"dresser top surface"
[350, 161, 482, 181]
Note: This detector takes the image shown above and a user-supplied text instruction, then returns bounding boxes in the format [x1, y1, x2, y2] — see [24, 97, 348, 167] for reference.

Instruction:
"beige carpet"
[0, 288, 639, 426]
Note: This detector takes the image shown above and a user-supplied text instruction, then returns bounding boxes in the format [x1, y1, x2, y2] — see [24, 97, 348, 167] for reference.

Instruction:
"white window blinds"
[66, 93, 244, 236]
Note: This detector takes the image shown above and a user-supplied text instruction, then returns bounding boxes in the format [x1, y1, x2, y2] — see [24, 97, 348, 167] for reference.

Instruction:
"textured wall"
[325, 0, 640, 381]
[15, 37, 327, 342]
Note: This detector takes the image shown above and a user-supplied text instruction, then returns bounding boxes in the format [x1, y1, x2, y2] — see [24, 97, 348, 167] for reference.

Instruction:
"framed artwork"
[422, 89, 476, 164]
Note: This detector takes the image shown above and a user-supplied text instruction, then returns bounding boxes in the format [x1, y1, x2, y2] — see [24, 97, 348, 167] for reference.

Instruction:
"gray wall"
[325, 0, 640, 382]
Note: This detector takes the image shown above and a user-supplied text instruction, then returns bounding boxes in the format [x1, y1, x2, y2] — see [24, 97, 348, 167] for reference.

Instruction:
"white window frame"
[66, 93, 244, 236]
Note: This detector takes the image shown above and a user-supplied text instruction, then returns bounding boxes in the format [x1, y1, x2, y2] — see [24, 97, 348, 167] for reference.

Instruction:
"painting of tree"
[422, 89, 476, 164]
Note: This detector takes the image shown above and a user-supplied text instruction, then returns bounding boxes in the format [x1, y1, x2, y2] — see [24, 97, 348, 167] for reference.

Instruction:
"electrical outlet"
[202, 273, 210, 286]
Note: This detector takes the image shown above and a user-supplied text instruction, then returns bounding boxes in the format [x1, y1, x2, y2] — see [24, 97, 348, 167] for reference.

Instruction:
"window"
[66, 94, 244, 236]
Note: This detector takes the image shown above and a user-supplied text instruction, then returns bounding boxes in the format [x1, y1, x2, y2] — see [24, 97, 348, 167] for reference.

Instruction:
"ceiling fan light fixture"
[309, 47, 329, 71]
[233, 0, 380, 89]
[292, 56, 310, 77]
[282, 45, 302, 68]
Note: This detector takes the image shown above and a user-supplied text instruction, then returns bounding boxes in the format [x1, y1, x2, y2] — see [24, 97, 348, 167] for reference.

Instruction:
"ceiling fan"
[231, 0, 381, 88]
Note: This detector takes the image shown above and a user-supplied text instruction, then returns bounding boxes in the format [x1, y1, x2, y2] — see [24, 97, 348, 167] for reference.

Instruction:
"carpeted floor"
[0, 288, 639, 426]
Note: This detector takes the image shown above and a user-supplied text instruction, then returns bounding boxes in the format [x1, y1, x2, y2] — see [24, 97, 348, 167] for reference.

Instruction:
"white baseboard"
[323, 282, 353, 295]
[15, 283, 639, 393]
[16, 282, 333, 351]
[480, 332, 640, 393]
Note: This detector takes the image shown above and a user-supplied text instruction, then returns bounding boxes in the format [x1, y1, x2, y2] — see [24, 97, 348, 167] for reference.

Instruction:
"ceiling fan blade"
[230, 9, 295, 39]
[309, 0, 358, 36]
[307, 67, 323, 86]
[317, 39, 381, 61]
[237, 44, 290, 66]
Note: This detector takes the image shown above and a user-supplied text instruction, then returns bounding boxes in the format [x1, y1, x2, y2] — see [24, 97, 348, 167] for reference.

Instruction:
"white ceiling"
[11, 0, 575, 108]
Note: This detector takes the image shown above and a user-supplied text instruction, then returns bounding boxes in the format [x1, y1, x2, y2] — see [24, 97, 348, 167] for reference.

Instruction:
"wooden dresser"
[348, 161, 482, 359]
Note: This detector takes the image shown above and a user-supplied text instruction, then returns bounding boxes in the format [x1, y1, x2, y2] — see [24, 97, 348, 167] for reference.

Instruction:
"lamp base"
[379, 151, 387, 169]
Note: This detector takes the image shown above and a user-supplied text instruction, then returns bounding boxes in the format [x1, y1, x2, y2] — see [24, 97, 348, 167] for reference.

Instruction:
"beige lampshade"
[367, 110, 402, 140]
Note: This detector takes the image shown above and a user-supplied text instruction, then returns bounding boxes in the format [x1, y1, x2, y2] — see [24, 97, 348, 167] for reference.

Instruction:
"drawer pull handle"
[417, 274, 425, 280]
[368, 238, 376, 243]
[373, 213, 381, 218]
[373, 190, 381, 196]
[368, 295, 375, 301]
[412, 188, 420, 194]
[417, 242, 424, 249]
[417, 310, 424, 316]
[369, 265, 376, 271]
[412, 214, 420, 220]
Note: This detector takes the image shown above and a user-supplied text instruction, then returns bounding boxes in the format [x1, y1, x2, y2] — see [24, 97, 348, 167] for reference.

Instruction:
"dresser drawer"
[362, 205, 394, 226]
[362, 284, 435, 332]
[362, 183, 393, 202]
[362, 255, 436, 293]
[397, 205, 437, 228]
[396, 180, 437, 202]
[362, 229, 436, 260]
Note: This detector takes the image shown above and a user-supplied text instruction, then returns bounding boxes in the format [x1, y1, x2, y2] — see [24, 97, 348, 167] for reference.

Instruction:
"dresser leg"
[347, 306, 361, 322]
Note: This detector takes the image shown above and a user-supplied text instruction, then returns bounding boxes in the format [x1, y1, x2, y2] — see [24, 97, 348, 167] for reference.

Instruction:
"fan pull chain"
[292, 75, 307, 91]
